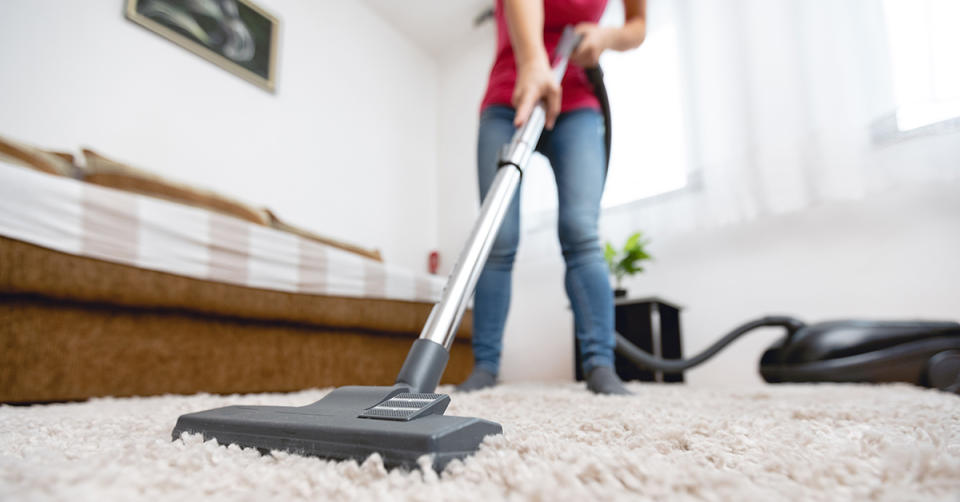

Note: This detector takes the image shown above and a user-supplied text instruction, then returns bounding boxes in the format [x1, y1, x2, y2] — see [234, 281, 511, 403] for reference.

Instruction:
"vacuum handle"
[501, 27, 584, 169]
[553, 25, 584, 81]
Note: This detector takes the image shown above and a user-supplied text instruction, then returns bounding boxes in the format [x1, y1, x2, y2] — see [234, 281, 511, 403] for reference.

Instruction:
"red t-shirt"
[481, 0, 609, 113]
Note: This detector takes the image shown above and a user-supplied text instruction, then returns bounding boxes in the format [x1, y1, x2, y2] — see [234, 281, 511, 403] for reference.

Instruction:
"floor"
[1, 383, 958, 501]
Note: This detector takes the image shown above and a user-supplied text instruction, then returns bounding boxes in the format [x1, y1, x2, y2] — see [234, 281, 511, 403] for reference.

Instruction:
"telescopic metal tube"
[396, 27, 582, 392]
[416, 28, 581, 351]
[417, 165, 523, 350]
[414, 105, 546, 351]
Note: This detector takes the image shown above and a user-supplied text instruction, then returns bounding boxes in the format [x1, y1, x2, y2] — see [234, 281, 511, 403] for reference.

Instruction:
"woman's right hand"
[511, 57, 561, 129]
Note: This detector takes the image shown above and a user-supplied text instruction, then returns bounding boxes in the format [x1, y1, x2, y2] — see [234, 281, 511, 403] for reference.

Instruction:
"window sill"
[602, 169, 703, 215]
[871, 108, 960, 146]
[520, 170, 704, 235]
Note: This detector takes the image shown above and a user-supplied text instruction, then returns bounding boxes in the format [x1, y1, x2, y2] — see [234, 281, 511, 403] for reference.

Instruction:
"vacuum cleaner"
[171, 27, 586, 472]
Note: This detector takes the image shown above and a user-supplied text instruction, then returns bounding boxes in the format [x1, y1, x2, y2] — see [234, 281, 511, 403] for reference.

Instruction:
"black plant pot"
[614, 288, 628, 298]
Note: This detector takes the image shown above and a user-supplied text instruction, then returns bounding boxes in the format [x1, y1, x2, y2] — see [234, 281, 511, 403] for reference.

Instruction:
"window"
[519, 0, 690, 222]
[882, 0, 960, 131]
[598, 0, 689, 208]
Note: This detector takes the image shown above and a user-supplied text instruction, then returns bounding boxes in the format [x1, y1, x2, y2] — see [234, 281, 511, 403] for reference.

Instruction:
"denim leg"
[472, 106, 521, 375]
[544, 109, 615, 374]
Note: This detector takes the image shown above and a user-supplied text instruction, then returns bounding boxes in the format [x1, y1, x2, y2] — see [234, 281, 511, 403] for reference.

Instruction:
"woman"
[458, 0, 647, 395]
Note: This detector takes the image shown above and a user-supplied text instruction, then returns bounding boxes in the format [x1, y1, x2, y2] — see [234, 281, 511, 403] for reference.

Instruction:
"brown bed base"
[0, 237, 472, 402]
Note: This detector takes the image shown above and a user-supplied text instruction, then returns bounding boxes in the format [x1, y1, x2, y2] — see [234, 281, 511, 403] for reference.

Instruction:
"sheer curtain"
[601, 0, 904, 240]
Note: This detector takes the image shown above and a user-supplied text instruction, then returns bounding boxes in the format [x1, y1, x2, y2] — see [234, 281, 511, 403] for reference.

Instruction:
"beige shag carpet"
[1, 383, 959, 501]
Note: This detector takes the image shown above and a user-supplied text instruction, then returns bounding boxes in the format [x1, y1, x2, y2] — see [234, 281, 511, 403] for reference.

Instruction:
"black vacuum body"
[614, 316, 960, 393]
[760, 320, 960, 392]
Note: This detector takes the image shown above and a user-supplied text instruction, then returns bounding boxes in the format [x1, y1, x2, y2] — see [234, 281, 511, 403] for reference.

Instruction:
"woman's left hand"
[571, 22, 611, 68]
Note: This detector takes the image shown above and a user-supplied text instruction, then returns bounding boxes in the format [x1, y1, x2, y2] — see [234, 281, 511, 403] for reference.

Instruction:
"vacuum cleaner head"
[172, 385, 502, 471]
[760, 320, 960, 392]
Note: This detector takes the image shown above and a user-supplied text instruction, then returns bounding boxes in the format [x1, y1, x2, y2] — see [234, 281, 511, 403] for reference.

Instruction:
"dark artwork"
[128, 0, 277, 89]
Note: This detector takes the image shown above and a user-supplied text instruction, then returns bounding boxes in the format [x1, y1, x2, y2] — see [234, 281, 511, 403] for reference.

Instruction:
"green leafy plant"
[603, 232, 653, 290]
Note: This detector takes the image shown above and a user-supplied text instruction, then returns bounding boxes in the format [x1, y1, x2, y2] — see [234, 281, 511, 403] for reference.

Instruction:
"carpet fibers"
[1, 383, 958, 501]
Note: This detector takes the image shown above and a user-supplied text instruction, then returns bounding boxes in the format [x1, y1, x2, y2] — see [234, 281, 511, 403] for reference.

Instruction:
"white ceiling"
[362, 0, 493, 60]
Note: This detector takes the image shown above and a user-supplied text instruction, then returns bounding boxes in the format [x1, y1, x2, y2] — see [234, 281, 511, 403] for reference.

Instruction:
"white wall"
[0, 0, 438, 269]
[434, 9, 960, 387]
[435, 27, 494, 274]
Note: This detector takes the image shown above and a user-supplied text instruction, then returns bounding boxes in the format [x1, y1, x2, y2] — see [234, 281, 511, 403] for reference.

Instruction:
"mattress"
[0, 161, 443, 304]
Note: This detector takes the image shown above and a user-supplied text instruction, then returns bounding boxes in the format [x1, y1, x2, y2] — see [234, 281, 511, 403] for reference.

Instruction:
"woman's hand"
[512, 57, 561, 129]
[571, 22, 612, 68]
[572, 0, 648, 68]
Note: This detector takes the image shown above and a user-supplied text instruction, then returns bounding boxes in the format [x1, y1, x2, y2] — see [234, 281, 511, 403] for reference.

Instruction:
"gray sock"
[455, 367, 498, 392]
[586, 366, 632, 395]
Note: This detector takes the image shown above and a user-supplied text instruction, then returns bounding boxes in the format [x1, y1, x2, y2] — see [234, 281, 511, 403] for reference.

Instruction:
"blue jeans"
[473, 105, 615, 376]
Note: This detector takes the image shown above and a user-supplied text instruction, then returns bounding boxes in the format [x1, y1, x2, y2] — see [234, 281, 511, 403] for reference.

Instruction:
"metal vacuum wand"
[395, 27, 583, 392]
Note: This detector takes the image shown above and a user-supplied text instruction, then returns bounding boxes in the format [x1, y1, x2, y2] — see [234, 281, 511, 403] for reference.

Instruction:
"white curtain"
[601, 0, 911, 240]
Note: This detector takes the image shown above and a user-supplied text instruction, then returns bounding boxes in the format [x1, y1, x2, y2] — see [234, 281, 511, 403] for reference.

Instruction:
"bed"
[0, 143, 472, 402]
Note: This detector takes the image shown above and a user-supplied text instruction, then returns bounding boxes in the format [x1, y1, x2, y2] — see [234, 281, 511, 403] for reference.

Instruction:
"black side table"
[574, 297, 685, 383]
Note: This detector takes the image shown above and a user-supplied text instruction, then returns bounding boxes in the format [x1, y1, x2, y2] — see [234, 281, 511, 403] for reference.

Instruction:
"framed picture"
[125, 0, 279, 92]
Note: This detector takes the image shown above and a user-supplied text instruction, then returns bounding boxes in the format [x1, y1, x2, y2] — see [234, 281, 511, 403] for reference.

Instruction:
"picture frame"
[125, 0, 279, 92]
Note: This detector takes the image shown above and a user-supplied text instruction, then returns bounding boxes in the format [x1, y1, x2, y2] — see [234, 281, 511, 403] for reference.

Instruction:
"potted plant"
[603, 232, 653, 298]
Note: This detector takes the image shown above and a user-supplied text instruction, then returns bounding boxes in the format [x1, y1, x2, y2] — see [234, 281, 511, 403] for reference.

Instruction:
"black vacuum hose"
[614, 316, 806, 372]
